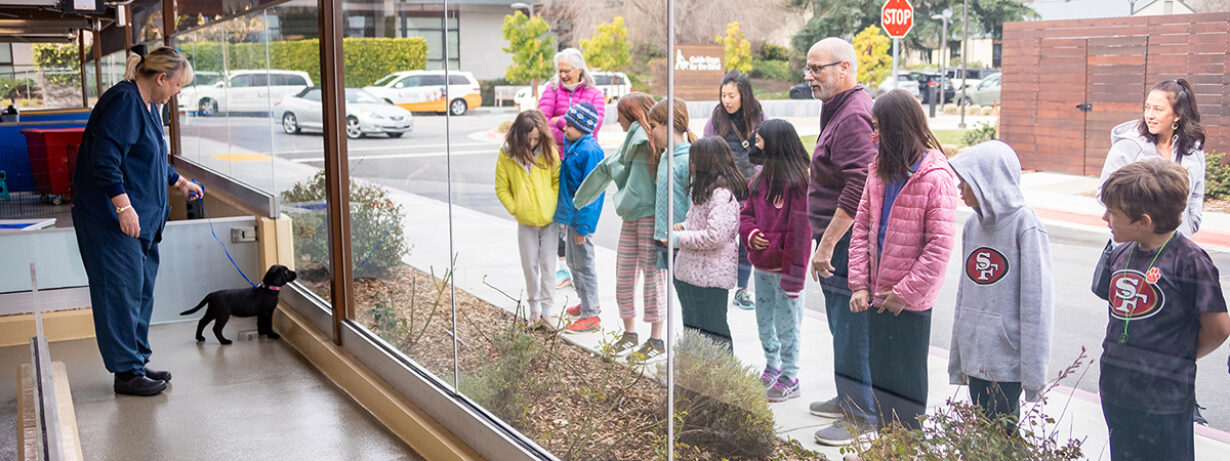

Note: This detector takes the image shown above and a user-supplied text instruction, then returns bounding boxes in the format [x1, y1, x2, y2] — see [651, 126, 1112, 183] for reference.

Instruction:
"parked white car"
[363, 70, 482, 116]
[874, 74, 921, 100]
[183, 69, 312, 116]
[275, 87, 413, 139]
[513, 71, 631, 109]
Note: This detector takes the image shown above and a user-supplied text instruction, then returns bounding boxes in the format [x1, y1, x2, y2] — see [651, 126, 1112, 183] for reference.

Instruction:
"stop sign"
[882, 0, 914, 39]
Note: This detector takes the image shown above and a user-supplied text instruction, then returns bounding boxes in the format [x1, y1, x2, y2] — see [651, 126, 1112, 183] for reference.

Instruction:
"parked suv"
[182, 70, 312, 116]
[909, 71, 956, 105]
[965, 72, 1001, 106]
[363, 70, 482, 116]
[874, 74, 921, 99]
[945, 67, 996, 92]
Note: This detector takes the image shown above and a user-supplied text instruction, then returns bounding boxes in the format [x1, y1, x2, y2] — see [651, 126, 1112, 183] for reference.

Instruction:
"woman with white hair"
[537, 47, 606, 156]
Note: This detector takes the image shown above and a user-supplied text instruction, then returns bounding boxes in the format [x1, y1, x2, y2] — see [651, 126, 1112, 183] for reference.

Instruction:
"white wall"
[458, 6, 514, 81]
[12, 43, 34, 67]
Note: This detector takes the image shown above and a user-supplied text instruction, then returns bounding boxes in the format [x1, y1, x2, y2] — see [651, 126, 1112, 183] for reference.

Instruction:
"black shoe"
[144, 367, 172, 382]
[114, 372, 167, 396]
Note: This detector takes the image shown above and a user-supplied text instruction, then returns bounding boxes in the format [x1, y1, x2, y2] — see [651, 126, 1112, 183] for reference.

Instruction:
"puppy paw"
[195, 336, 206, 342]
[219, 339, 233, 345]
[265, 333, 281, 340]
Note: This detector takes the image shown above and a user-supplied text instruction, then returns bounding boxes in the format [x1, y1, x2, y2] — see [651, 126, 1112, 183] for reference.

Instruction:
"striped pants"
[616, 216, 666, 323]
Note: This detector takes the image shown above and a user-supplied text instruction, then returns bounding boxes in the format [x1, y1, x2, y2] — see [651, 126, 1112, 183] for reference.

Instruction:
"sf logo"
[965, 247, 1008, 285]
[1109, 271, 1163, 319]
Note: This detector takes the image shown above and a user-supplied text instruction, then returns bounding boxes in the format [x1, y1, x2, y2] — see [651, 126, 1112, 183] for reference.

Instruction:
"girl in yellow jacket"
[495, 110, 562, 328]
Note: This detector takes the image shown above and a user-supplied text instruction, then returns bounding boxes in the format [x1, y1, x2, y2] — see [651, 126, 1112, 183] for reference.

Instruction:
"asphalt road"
[193, 112, 1230, 431]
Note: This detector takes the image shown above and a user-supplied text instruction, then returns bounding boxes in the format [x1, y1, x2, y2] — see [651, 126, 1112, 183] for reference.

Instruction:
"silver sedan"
[276, 87, 414, 139]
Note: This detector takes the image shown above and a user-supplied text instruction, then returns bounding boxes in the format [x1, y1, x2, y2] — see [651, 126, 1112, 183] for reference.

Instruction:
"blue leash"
[192, 181, 258, 288]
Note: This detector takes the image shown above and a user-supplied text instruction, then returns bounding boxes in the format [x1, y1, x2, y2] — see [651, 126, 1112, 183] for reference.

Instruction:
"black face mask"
[747, 142, 765, 165]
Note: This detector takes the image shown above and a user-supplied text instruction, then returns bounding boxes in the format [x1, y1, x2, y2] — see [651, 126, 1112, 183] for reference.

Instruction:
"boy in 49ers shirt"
[1095, 158, 1229, 461]
[947, 141, 1053, 432]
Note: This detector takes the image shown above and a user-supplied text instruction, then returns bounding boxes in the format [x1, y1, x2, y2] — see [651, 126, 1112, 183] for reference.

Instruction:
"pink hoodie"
[537, 81, 605, 156]
[848, 149, 958, 311]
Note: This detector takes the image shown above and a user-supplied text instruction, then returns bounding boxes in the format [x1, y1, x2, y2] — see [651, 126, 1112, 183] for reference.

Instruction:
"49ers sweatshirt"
[947, 140, 1054, 403]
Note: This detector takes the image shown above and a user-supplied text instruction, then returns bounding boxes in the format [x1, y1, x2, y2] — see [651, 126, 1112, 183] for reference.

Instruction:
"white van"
[186, 70, 312, 116]
[363, 70, 482, 116]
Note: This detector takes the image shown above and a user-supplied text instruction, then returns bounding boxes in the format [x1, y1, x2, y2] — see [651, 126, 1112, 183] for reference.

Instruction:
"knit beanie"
[564, 102, 599, 135]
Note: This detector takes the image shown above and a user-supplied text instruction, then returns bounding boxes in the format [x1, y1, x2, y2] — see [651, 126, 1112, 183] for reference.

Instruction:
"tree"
[32, 43, 80, 87]
[968, 0, 1039, 41]
[581, 16, 631, 72]
[789, 0, 880, 53]
[501, 11, 557, 98]
[852, 25, 892, 88]
[715, 22, 753, 73]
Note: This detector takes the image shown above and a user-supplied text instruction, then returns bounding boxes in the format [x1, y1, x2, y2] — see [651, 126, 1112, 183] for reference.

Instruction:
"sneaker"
[814, 415, 876, 446]
[555, 268, 573, 289]
[607, 332, 639, 357]
[565, 304, 601, 317]
[767, 376, 800, 402]
[564, 316, 600, 334]
[628, 338, 666, 363]
[758, 366, 782, 388]
[810, 396, 845, 418]
[734, 288, 755, 310]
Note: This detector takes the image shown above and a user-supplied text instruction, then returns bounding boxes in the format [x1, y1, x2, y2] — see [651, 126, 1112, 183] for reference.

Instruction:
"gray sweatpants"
[517, 223, 558, 317]
[564, 226, 601, 317]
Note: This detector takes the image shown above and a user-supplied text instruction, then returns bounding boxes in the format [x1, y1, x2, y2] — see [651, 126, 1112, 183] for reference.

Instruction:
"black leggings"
[868, 308, 932, 430]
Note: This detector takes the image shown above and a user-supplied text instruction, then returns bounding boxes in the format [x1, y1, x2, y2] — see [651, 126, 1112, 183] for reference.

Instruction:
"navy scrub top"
[72, 80, 180, 242]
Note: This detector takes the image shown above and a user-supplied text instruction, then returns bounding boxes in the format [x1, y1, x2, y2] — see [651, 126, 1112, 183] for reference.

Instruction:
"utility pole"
[959, 0, 968, 129]
[931, 9, 951, 106]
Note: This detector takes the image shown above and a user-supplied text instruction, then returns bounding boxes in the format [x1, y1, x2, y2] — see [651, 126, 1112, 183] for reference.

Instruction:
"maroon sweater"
[739, 182, 812, 295]
[806, 85, 876, 238]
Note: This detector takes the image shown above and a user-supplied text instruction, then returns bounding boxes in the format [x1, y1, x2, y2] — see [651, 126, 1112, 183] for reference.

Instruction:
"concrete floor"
[0, 318, 420, 461]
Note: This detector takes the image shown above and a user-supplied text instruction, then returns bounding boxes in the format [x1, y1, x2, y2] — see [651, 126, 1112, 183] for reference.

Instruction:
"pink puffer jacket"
[537, 81, 606, 157]
[848, 149, 958, 311]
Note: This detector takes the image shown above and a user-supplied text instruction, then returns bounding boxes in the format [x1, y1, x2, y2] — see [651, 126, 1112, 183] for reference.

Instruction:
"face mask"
[747, 142, 765, 165]
[562, 81, 582, 91]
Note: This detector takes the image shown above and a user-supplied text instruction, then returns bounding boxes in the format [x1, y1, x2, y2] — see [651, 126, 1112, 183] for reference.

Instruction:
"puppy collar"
[263, 285, 281, 291]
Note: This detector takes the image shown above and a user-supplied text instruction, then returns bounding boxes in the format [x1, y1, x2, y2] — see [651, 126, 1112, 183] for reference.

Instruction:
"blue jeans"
[816, 232, 876, 423]
[737, 241, 752, 289]
[1102, 399, 1193, 461]
[753, 270, 804, 380]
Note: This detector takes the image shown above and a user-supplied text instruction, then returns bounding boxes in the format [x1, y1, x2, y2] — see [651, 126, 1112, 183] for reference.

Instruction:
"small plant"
[962, 121, 998, 147]
[845, 348, 1089, 461]
[280, 171, 409, 279]
[663, 330, 776, 459]
[1206, 151, 1230, 201]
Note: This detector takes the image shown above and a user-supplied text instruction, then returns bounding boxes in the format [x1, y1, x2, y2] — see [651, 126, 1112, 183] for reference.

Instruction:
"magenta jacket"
[537, 81, 606, 156]
[848, 149, 958, 312]
[739, 182, 811, 296]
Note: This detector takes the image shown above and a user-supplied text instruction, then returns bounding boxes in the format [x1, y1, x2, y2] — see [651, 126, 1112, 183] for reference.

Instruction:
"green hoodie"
[573, 122, 656, 220]
[654, 141, 692, 241]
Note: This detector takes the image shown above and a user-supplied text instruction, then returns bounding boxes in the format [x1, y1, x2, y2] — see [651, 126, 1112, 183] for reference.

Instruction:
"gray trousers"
[517, 223, 558, 317]
[564, 226, 601, 317]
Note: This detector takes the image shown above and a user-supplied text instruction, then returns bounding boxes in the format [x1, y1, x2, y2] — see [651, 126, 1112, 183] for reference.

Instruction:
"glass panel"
[339, 0, 456, 387]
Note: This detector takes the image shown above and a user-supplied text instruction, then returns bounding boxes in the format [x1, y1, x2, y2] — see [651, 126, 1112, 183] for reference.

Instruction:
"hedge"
[178, 37, 427, 88]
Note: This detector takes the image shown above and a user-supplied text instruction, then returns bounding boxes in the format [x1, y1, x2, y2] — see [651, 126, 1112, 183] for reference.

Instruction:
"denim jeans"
[816, 232, 876, 423]
[753, 270, 804, 380]
[1102, 399, 1193, 461]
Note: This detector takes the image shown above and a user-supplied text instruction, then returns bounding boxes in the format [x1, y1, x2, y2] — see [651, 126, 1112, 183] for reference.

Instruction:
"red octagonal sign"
[882, 0, 914, 39]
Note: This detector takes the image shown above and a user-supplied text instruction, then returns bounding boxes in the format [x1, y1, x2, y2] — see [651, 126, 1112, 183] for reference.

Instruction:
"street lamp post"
[959, 0, 968, 129]
[931, 9, 951, 106]
[510, 2, 533, 17]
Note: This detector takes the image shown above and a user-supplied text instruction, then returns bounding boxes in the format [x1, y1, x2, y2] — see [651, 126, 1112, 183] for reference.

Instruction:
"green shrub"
[32, 44, 80, 87]
[458, 326, 541, 424]
[757, 43, 792, 61]
[665, 330, 776, 459]
[478, 78, 512, 106]
[962, 121, 998, 147]
[0, 78, 37, 99]
[750, 58, 793, 82]
[178, 37, 427, 87]
[1207, 151, 1230, 201]
[281, 171, 409, 278]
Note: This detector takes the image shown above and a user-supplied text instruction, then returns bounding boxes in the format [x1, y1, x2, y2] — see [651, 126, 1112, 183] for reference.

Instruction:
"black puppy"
[180, 265, 297, 344]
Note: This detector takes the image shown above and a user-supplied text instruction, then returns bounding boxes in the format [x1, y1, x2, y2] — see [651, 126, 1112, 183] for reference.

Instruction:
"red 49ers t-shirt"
[1093, 234, 1227, 413]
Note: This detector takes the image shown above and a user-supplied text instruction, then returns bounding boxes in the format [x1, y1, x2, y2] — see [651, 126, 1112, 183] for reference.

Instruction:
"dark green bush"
[757, 43, 792, 61]
[458, 326, 541, 424]
[178, 37, 427, 87]
[281, 171, 409, 278]
[962, 121, 998, 147]
[478, 78, 512, 106]
[750, 59, 793, 82]
[1207, 151, 1230, 201]
[0, 78, 37, 99]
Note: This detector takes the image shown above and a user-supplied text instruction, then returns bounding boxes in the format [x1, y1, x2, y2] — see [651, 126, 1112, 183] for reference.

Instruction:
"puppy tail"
[181, 296, 209, 315]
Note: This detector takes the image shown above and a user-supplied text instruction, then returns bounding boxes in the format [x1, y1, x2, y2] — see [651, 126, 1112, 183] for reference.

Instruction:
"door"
[1035, 38, 1087, 175]
[1083, 36, 1149, 176]
[300, 88, 323, 129]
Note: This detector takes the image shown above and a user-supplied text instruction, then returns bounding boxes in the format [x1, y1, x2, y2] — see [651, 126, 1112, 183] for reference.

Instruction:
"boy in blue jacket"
[552, 102, 605, 330]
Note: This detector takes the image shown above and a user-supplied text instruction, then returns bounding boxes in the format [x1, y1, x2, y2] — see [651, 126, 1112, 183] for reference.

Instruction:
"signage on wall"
[672, 45, 725, 100]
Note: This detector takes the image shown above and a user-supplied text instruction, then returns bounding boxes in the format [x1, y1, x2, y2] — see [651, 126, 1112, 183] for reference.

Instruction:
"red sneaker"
[566, 304, 582, 317]
[563, 316, 600, 334]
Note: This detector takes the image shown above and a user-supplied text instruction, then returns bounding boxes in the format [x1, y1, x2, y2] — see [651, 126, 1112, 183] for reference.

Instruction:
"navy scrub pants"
[74, 216, 161, 376]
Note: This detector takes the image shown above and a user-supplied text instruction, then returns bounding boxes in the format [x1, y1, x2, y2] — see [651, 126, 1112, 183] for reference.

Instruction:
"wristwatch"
[115, 204, 133, 215]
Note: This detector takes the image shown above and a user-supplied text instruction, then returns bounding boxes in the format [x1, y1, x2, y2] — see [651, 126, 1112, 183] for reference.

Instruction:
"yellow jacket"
[494, 145, 560, 227]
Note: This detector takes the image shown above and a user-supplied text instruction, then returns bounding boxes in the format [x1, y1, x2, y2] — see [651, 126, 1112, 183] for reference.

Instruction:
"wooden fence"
[1000, 12, 1230, 175]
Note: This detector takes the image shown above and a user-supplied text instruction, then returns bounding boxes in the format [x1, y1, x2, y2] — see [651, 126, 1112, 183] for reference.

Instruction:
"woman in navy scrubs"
[71, 45, 203, 396]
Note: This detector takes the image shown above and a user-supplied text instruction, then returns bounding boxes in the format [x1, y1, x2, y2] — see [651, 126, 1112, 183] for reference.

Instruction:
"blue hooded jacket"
[553, 133, 604, 235]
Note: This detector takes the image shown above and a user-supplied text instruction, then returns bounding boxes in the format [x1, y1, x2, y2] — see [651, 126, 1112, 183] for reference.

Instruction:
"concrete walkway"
[181, 132, 1230, 460]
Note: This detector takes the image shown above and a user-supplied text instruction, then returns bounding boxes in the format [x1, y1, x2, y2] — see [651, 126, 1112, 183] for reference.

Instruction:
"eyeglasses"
[805, 61, 843, 75]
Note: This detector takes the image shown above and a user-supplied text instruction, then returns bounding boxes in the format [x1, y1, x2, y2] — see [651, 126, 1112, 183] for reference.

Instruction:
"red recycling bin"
[21, 127, 85, 203]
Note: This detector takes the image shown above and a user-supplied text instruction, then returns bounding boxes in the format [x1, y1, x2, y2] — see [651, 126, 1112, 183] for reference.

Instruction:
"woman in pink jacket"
[848, 90, 958, 431]
[537, 48, 606, 156]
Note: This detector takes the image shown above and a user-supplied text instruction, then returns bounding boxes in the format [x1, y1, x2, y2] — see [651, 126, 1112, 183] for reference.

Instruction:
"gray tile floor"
[0, 318, 421, 461]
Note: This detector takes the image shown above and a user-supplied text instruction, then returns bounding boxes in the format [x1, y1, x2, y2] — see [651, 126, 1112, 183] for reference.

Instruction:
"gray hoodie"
[1098, 120, 1204, 236]
[948, 141, 1054, 402]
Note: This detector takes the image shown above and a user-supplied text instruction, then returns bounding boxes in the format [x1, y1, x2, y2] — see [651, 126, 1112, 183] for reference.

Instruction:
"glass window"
[419, 75, 445, 86]
[230, 75, 252, 88]
[372, 74, 397, 87]
[447, 75, 469, 85]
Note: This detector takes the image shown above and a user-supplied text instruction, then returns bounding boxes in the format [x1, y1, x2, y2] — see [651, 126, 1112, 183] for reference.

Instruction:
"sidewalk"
[184, 133, 1230, 460]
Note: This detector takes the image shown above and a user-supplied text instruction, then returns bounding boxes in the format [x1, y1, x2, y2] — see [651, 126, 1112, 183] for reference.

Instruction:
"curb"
[1032, 206, 1230, 252]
